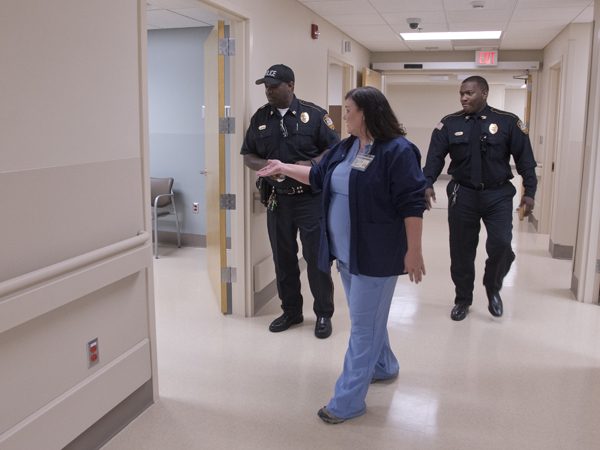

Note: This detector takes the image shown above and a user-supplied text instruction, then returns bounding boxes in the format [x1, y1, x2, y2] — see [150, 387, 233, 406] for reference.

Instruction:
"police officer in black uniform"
[241, 64, 339, 338]
[423, 76, 537, 321]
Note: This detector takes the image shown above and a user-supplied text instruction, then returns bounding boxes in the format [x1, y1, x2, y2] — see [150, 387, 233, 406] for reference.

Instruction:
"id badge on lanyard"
[350, 141, 375, 172]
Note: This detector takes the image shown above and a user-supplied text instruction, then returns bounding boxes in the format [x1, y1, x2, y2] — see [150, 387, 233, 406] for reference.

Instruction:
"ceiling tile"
[383, 11, 447, 26]
[515, 0, 591, 8]
[449, 22, 509, 32]
[389, 23, 449, 33]
[403, 41, 455, 51]
[322, 14, 387, 26]
[337, 24, 399, 40]
[360, 41, 412, 52]
[502, 29, 563, 41]
[301, 1, 378, 16]
[443, 0, 517, 11]
[506, 20, 568, 32]
[511, 7, 583, 21]
[369, 0, 444, 13]
[446, 9, 513, 23]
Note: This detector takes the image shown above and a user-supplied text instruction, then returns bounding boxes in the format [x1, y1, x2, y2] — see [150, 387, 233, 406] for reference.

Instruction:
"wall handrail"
[0, 231, 150, 299]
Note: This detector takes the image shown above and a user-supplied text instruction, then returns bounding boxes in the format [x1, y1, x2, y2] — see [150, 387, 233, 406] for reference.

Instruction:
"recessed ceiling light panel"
[400, 31, 502, 41]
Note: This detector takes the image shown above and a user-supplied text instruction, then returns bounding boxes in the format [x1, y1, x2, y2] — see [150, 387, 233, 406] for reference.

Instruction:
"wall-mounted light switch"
[193, 203, 199, 214]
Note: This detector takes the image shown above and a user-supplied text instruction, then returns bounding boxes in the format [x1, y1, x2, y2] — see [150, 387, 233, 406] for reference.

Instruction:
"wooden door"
[362, 67, 383, 91]
[204, 21, 229, 313]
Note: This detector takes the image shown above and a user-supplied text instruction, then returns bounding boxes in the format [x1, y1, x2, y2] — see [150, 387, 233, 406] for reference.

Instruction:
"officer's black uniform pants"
[446, 180, 516, 306]
[266, 191, 334, 318]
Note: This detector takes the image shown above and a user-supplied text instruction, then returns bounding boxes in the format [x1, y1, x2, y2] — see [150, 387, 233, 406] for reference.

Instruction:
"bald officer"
[241, 64, 339, 338]
[423, 76, 537, 321]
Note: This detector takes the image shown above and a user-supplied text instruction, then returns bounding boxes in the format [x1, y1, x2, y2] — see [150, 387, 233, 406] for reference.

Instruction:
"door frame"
[327, 51, 355, 141]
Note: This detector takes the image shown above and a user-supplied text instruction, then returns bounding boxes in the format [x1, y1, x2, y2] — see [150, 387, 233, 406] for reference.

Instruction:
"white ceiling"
[146, 0, 595, 53]
[299, 0, 595, 52]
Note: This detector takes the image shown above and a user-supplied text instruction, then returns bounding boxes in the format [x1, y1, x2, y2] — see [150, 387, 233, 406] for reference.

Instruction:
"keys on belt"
[267, 185, 308, 211]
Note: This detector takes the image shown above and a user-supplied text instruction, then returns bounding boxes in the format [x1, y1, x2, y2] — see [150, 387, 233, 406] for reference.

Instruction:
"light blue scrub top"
[327, 139, 361, 265]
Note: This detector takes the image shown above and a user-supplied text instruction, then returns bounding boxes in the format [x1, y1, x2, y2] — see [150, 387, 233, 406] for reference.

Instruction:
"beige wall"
[533, 23, 592, 245]
[386, 84, 460, 165]
[572, 0, 600, 302]
[0, 0, 156, 448]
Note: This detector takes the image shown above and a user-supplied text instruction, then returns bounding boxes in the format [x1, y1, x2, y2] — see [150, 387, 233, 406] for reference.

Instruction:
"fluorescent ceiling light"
[400, 31, 502, 41]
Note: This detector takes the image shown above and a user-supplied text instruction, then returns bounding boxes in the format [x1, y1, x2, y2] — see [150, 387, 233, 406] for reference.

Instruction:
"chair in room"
[151, 177, 181, 259]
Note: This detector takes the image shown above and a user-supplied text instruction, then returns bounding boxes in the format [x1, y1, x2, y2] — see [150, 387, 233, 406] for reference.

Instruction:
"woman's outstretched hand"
[257, 159, 285, 178]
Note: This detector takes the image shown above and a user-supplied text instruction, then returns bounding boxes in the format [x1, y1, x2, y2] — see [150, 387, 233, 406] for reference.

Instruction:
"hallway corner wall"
[533, 23, 593, 254]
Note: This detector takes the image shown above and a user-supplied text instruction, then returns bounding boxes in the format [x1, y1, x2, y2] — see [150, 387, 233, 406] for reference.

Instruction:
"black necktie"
[469, 115, 482, 188]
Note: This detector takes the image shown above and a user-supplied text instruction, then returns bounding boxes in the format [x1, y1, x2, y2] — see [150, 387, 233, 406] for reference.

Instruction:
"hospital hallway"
[100, 180, 600, 450]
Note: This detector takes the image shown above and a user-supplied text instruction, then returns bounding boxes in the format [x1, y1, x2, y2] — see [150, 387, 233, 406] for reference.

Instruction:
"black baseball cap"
[255, 64, 295, 85]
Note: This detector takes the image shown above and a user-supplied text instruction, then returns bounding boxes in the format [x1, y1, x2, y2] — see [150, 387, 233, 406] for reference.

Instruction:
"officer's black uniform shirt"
[423, 104, 537, 198]
[240, 96, 339, 188]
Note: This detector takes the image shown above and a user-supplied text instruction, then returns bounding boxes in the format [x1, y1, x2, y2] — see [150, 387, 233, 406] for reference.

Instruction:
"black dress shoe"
[269, 313, 303, 332]
[451, 304, 470, 321]
[315, 316, 332, 339]
[487, 290, 503, 317]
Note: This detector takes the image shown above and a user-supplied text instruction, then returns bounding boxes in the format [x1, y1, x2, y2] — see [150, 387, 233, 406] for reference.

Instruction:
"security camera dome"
[407, 18, 421, 30]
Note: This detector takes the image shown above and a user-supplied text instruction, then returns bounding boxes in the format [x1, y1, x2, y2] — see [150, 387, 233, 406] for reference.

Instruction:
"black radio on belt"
[256, 177, 270, 206]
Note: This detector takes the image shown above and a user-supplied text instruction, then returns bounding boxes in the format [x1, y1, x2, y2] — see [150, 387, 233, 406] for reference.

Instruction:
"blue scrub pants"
[327, 261, 400, 419]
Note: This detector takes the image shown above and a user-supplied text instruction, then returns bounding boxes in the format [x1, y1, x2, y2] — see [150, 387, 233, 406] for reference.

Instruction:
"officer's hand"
[517, 196, 534, 218]
[425, 188, 436, 211]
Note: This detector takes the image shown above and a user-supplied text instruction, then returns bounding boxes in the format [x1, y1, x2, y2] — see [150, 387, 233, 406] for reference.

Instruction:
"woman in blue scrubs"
[257, 86, 427, 424]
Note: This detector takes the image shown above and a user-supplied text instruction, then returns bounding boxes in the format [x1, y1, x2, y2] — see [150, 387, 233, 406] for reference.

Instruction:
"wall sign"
[476, 50, 498, 66]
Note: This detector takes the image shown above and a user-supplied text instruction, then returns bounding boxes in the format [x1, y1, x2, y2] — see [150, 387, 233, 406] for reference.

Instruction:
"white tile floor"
[102, 180, 600, 450]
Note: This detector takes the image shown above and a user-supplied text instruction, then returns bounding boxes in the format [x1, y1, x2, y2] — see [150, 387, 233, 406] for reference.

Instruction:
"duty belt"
[274, 185, 307, 195]
[453, 179, 508, 190]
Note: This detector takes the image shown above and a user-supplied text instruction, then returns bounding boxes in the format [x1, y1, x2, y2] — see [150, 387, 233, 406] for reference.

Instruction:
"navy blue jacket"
[310, 136, 427, 277]
[424, 104, 537, 198]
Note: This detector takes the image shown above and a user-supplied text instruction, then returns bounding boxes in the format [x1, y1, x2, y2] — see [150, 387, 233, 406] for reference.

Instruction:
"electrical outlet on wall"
[88, 338, 99, 368]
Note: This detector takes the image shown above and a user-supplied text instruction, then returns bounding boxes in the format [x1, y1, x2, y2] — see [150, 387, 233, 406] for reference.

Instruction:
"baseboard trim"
[63, 380, 154, 450]
[571, 272, 579, 298]
[528, 213, 538, 231]
[254, 279, 278, 315]
[253, 258, 307, 316]
[549, 239, 574, 260]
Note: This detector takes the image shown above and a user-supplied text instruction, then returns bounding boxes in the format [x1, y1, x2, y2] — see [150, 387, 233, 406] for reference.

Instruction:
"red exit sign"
[476, 50, 498, 66]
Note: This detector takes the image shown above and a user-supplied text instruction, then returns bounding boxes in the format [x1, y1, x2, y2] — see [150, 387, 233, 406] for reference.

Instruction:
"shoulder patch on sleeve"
[436, 122, 444, 130]
[323, 114, 335, 130]
[517, 120, 529, 134]
[298, 100, 323, 113]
